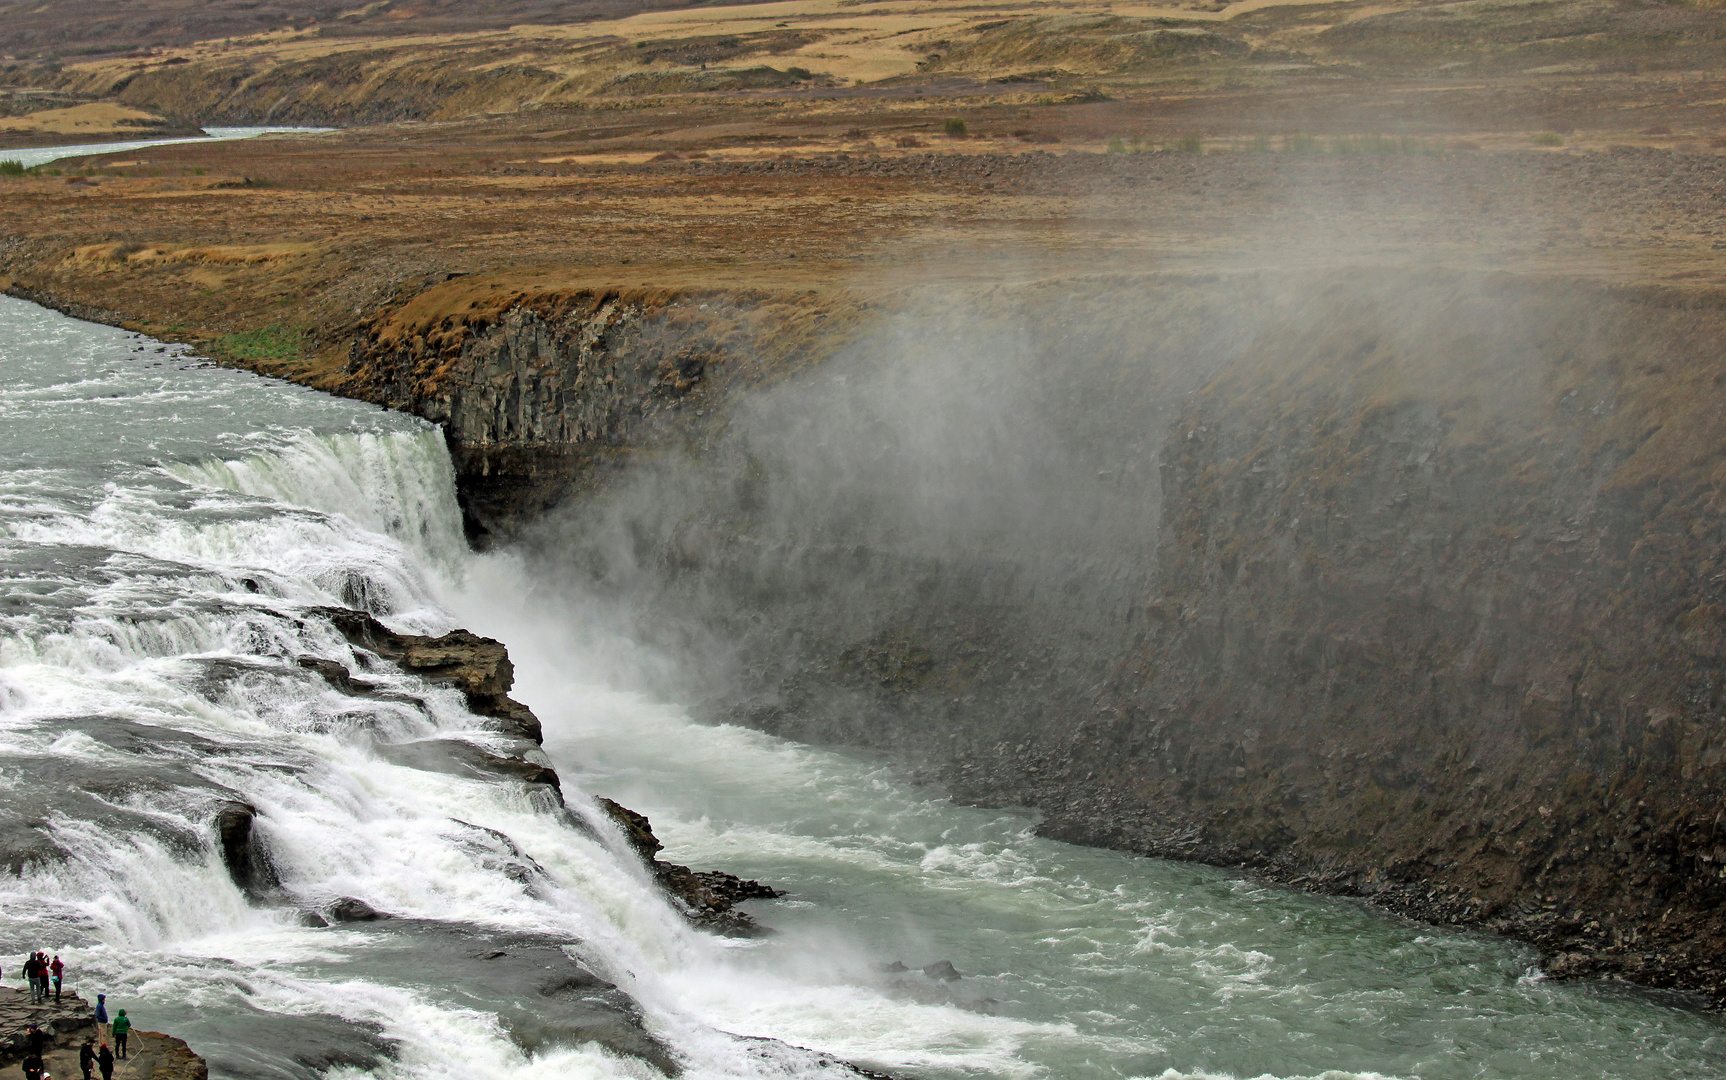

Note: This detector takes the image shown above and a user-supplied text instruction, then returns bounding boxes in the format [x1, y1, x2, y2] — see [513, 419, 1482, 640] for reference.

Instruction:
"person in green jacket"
[111, 1009, 130, 1060]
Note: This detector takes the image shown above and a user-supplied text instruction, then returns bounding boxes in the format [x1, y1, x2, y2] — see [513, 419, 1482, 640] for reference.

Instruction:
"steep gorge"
[21, 260, 1726, 1005]
[323, 266, 1726, 1004]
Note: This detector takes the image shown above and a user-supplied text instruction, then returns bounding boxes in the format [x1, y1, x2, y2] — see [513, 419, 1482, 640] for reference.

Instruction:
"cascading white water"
[0, 296, 861, 1080]
[5, 294, 1726, 1080]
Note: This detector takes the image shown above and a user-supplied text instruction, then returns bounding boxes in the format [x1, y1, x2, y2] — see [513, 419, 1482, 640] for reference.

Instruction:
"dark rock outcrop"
[327, 897, 385, 922]
[334, 282, 858, 541]
[310, 606, 543, 743]
[214, 800, 280, 895]
[598, 798, 783, 935]
[354, 920, 677, 1074]
[376, 737, 560, 789]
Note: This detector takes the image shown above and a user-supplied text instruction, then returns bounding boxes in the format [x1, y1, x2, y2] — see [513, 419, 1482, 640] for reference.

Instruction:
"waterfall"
[0, 295, 843, 1079]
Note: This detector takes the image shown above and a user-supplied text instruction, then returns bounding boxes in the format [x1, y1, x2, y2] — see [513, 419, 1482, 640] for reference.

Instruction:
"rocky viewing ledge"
[0, 989, 204, 1080]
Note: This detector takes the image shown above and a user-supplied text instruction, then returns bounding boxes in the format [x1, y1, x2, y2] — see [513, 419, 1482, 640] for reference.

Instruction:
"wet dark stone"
[294, 657, 373, 695]
[185, 1006, 397, 1080]
[597, 798, 782, 936]
[326, 897, 384, 922]
[378, 738, 559, 790]
[308, 606, 544, 744]
[214, 800, 279, 894]
[356, 920, 677, 1074]
[597, 798, 661, 858]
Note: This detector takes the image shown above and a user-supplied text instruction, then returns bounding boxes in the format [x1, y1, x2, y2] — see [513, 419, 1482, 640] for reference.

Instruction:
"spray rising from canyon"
[465, 256, 1726, 1014]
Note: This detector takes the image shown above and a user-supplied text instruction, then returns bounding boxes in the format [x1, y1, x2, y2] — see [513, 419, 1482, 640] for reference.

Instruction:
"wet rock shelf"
[0, 987, 205, 1080]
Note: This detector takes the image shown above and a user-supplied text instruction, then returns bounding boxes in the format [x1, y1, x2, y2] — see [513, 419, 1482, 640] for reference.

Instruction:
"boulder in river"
[327, 897, 385, 922]
[214, 800, 280, 896]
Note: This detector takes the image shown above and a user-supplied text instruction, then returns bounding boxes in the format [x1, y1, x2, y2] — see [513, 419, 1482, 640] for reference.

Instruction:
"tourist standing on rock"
[49, 957, 62, 1002]
[22, 954, 41, 1003]
[110, 1010, 129, 1060]
[79, 1038, 95, 1080]
[20, 1050, 43, 1080]
[96, 1044, 113, 1080]
[93, 994, 107, 1027]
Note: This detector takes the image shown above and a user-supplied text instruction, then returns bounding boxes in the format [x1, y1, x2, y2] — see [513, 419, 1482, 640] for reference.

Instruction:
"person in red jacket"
[48, 956, 62, 1001]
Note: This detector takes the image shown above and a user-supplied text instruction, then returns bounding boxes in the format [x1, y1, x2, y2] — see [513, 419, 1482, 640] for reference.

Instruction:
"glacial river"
[1, 293, 1724, 1080]
[0, 127, 333, 169]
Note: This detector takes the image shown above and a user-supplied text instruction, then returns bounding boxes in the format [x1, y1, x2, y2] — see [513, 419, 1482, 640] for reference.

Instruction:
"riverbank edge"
[7, 273, 1726, 1013]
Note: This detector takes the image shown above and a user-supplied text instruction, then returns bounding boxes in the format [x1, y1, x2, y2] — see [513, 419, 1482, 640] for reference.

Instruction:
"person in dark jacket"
[96, 1044, 113, 1080]
[20, 1052, 43, 1080]
[22, 955, 41, 1003]
[93, 995, 107, 1026]
[110, 1011, 129, 1060]
[79, 1038, 96, 1080]
[24, 1024, 46, 1059]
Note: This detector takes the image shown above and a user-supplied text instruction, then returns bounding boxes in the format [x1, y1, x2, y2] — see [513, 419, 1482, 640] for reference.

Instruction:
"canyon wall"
[333, 278, 861, 540]
[336, 268, 1726, 1001]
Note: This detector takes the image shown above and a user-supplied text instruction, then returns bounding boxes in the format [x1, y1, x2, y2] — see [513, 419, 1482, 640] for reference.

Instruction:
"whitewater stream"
[2, 294, 1725, 1080]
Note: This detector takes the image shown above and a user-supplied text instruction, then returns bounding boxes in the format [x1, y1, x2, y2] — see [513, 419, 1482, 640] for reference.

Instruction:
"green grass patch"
[1532, 131, 1565, 146]
[0, 160, 25, 178]
[210, 325, 306, 363]
[942, 117, 968, 137]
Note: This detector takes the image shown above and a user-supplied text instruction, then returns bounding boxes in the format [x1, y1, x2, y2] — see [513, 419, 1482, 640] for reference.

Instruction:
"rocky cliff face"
[336, 279, 852, 542]
[1044, 275, 1726, 999]
[337, 266, 1726, 1002]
